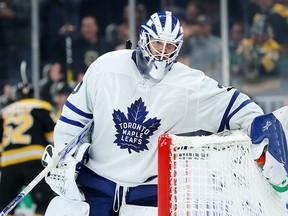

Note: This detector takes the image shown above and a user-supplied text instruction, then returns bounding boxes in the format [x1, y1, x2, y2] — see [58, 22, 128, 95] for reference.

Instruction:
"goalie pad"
[45, 196, 90, 216]
[43, 143, 90, 200]
[119, 204, 157, 216]
[250, 106, 288, 186]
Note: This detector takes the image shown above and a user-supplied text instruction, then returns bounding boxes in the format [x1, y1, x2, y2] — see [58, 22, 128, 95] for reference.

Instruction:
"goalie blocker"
[250, 106, 288, 192]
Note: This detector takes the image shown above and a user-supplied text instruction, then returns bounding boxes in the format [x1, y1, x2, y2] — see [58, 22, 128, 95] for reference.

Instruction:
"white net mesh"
[167, 130, 288, 216]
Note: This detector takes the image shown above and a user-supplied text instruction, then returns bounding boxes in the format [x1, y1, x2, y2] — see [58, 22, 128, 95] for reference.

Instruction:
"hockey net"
[158, 130, 288, 216]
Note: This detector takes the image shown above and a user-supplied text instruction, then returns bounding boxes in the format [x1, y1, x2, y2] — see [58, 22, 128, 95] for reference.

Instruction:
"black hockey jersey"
[0, 98, 55, 167]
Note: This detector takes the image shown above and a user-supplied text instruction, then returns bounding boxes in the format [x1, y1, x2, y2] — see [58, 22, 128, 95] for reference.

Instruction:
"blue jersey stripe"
[65, 100, 93, 119]
[218, 90, 240, 132]
[225, 99, 253, 130]
[59, 115, 85, 128]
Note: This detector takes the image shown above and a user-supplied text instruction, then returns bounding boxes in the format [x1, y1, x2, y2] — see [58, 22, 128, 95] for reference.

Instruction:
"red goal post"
[158, 130, 288, 216]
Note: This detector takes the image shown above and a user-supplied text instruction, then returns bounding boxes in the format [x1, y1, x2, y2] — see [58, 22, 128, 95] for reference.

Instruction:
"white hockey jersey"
[54, 49, 264, 187]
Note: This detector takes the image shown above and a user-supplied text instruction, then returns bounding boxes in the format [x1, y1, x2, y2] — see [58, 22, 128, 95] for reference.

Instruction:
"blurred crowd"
[1, 0, 288, 111]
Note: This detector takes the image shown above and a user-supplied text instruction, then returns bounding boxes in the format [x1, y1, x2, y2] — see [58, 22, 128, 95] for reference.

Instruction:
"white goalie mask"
[136, 11, 184, 82]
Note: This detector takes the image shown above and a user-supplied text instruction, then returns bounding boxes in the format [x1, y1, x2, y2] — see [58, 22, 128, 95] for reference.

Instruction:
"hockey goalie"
[40, 10, 288, 216]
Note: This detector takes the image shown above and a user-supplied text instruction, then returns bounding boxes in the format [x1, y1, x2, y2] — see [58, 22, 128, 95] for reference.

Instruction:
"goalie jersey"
[54, 49, 264, 187]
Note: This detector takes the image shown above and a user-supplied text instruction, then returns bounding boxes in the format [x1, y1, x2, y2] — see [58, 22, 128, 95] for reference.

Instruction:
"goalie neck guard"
[136, 11, 184, 82]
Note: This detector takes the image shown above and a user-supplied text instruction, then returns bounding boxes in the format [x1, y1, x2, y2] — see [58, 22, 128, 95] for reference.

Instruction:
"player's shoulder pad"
[19, 98, 53, 111]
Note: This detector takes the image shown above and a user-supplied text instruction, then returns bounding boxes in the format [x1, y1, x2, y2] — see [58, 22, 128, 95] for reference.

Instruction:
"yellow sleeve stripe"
[1, 155, 43, 167]
[1, 145, 45, 167]
[44, 131, 54, 143]
[1, 145, 45, 156]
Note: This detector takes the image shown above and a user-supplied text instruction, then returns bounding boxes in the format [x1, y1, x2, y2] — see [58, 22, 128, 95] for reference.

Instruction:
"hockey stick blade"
[20, 60, 28, 85]
[0, 119, 94, 216]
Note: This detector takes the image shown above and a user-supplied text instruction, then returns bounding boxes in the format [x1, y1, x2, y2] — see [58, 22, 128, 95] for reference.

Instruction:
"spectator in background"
[0, 0, 9, 88]
[252, 0, 288, 48]
[0, 0, 32, 84]
[71, 16, 112, 76]
[53, 81, 72, 119]
[106, 4, 146, 50]
[53, 16, 112, 82]
[178, 1, 205, 66]
[229, 22, 244, 57]
[179, 1, 205, 41]
[0, 82, 56, 216]
[75, 71, 85, 85]
[184, 0, 205, 24]
[180, 15, 222, 82]
[40, 0, 80, 64]
[231, 17, 281, 81]
[40, 62, 64, 107]
[0, 84, 15, 109]
[79, 0, 126, 37]
[229, 22, 245, 74]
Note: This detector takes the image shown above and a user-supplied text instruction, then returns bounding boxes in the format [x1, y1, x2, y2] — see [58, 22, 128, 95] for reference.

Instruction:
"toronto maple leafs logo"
[262, 120, 272, 131]
[112, 98, 161, 154]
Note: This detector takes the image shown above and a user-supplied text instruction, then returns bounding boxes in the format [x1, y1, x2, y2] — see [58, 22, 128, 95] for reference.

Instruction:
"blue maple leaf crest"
[112, 98, 161, 154]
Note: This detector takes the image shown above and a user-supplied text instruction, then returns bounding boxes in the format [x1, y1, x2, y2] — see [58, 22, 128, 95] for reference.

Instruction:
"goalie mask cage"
[158, 130, 288, 216]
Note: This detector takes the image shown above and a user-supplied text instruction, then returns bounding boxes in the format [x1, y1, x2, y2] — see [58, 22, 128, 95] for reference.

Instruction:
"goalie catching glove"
[42, 143, 90, 200]
[250, 106, 288, 192]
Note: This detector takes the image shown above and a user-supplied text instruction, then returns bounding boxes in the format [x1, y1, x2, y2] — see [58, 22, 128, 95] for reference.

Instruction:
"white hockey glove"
[250, 106, 288, 192]
[42, 143, 90, 200]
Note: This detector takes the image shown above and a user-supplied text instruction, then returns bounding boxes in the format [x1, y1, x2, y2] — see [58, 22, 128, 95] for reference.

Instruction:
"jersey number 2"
[2, 115, 33, 147]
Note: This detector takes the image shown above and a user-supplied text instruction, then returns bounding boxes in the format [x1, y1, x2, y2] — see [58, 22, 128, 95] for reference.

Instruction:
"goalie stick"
[0, 119, 94, 216]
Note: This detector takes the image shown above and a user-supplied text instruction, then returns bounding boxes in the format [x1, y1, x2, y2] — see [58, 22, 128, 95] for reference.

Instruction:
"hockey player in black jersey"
[0, 82, 56, 216]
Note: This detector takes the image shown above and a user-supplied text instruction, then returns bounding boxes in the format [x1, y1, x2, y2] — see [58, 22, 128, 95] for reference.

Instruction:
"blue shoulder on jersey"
[218, 90, 253, 132]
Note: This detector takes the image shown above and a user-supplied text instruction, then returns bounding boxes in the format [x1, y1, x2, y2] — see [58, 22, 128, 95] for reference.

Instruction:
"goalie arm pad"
[119, 204, 157, 216]
[42, 143, 90, 200]
[45, 196, 90, 216]
[250, 106, 288, 187]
